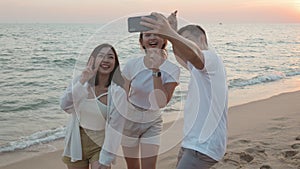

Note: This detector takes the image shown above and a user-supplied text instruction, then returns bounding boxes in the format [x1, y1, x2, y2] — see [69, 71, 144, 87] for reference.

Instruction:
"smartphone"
[127, 15, 156, 33]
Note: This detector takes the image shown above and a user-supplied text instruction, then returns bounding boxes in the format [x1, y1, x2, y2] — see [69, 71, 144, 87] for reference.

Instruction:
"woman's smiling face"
[94, 47, 116, 75]
[140, 33, 166, 49]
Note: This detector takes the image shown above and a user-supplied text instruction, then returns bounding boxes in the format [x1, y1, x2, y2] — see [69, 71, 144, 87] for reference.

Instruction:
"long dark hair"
[88, 43, 124, 87]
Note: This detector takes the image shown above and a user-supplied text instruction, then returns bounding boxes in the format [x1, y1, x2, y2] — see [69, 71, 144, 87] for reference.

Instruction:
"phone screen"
[127, 15, 156, 33]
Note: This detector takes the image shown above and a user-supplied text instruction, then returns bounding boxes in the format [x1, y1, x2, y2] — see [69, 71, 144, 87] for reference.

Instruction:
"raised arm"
[140, 12, 205, 70]
[60, 56, 99, 114]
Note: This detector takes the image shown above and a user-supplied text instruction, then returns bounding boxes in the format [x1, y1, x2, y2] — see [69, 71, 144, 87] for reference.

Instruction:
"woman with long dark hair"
[60, 44, 127, 169]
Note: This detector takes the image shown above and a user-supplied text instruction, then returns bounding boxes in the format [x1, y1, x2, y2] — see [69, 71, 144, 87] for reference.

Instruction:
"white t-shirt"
[122, 56, 180, 110]
[182, 50, 228, 161]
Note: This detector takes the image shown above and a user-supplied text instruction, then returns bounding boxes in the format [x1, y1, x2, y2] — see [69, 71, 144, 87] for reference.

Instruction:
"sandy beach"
[0, 90, 299, 169]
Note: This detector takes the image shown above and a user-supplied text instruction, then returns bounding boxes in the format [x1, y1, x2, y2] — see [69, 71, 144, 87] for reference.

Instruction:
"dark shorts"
[176, 147, 218, 169]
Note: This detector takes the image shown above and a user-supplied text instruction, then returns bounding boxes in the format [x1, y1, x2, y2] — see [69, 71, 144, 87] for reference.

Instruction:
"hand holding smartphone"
[127, 15, 156, 33]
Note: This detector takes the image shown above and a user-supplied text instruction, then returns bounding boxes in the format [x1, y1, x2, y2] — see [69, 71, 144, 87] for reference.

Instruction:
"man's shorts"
[176, 147, 217, 169]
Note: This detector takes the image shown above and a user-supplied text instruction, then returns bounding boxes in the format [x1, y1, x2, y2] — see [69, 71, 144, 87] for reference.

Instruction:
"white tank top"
[78, 92, 108, 131]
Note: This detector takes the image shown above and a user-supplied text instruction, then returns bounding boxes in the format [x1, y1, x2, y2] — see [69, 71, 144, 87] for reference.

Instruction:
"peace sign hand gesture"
[79, 56, 100, 85]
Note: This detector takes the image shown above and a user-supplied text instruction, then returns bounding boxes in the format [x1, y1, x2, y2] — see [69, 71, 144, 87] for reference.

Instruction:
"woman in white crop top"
[60, 44, 127, 169]
[121, 30, 180, 169]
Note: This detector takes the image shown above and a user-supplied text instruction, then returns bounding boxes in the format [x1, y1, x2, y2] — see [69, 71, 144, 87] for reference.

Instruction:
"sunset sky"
[1, 0, 300, 23]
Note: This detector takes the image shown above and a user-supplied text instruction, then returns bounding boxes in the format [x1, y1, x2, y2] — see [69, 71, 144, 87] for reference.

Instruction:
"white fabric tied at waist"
[125, 103, 161, 123]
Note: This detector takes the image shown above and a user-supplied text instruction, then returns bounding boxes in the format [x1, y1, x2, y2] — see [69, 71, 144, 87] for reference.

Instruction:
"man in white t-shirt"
[141, 12, 228, 168]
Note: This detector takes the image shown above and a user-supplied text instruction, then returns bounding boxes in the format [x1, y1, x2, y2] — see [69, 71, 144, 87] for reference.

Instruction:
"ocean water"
[0, 22, 299, 153]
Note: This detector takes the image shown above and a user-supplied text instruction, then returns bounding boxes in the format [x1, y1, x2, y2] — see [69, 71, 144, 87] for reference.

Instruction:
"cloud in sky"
[0, 0, 299, 23]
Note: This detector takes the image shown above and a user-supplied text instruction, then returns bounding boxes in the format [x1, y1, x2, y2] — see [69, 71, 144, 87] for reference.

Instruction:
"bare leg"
[141, 143, 159, 169]
[123, 145, 140, 169]
[91, 161, 111, 169]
